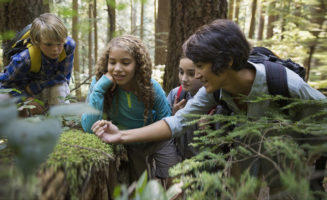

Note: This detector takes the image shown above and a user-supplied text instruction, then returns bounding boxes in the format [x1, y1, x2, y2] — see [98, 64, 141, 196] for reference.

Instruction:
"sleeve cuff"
[163, 116, 183, 138]
[93, 75, 113, 94]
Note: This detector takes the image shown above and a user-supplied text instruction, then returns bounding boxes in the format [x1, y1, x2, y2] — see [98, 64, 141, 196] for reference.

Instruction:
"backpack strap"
[26, 43, 67, 73]
[176, 85, 186, 102]
[27, 45, 42, 73]
[264, 60, 290, 97]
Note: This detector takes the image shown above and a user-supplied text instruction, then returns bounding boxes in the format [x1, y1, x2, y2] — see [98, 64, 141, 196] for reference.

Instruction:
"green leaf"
[17, 104, 36, 111]
[0, 88, 21, 94]
[0, 100, 17, 125]
[166, 182, 183, 200]
[3, 118, 62, 176]
[135, 170, 148, 195]
[141, 180, 167, 200]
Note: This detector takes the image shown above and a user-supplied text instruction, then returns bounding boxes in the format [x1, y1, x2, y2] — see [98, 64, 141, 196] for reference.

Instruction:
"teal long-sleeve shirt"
[81, 75, 171, 133]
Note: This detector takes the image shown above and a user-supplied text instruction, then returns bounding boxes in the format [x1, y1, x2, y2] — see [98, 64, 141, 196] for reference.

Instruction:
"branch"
[70, 75, 93, 92]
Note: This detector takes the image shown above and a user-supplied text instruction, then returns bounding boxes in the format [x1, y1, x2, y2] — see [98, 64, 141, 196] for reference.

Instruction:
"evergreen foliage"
[169, 95, 327, 199]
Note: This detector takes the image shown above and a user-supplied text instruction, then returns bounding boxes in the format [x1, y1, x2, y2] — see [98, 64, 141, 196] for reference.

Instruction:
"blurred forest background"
[0, 1, 326, 199]
[0, 0, 326, 100]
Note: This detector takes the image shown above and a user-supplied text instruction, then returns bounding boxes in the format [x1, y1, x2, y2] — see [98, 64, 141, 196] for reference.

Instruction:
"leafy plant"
[113, 171, 181, 200]
[170, 96, 327, 199]
[0, 96, 99, 199]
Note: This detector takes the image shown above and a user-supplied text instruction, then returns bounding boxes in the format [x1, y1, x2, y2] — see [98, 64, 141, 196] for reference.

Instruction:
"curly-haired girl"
[81, 35, 179, 185]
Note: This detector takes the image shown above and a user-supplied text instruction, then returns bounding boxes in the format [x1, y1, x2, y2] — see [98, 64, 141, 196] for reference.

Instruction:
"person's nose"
[181, 74, 188, 82]
[53, 44, 61, 53]
[113, 63, 123, 72]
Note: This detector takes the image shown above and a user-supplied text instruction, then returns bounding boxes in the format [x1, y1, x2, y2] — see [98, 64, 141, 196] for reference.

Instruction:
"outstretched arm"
[92, 119, 172, 144]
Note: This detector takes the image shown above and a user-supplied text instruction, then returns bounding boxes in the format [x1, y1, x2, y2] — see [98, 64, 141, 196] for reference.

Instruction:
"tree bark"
[248, 0, 257, 39]
[140, 1, 144, 39]
[228, 0, 234, 20]
[257, 0, 265, 40]
[305, 0, 326, 81]
[0, 0, 48, 33]
[106, 0, 116, 42]
[130, 0, 136, 34]
[266, 1, 277, 39]
[163, 0, 228, 93]
[93, 0, 98, 63]
[234, 0, 241, 23]
[88, 1, 93, 77]
[72, 0, 81, 99]
[155, 0, 170, 66]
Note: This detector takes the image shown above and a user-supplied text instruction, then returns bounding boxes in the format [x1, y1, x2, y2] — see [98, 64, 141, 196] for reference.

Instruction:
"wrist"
[119, 131, 128, 144]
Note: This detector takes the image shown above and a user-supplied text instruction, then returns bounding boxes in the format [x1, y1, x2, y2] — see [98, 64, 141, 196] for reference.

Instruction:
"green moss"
[43, 129, 114, 199]
[46, 129, 113, 167]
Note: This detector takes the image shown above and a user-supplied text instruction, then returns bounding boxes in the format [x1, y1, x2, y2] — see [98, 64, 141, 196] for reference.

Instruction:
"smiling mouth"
[113, 75, 125, 80]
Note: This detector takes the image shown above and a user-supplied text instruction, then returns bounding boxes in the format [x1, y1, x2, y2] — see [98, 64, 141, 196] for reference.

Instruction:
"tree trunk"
[305, 0, 326, 81]
[38, 130, 129, 200]
[39, 162, 119, 200]
[93, 0, 98, 63]
[0, 0, 48, 33]
[88, 1, 93, 77]
[140, 1, 144, 39]
[266, 1, 277, 39]
[234, 0, 240, 23]
[155, 0, 170, 66]
[0, 0, 49, 66]
[228, 0, 234, 20]
[280, 0, 290, 41]
[72, 0, 81, 99]
[257, 0, 265, 40]
[248, 0, 257, 39]
[106, 0, 116, 42]
[130, 0, 136, 34]
[163, 0, 228, 93]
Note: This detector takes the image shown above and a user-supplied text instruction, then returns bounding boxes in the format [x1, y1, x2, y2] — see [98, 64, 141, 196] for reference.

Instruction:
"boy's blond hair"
[30, 13, 67, 45]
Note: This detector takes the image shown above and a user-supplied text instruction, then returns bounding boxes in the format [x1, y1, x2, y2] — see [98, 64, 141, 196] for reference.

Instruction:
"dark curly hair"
[95, 35, 154, 124]
[183, 19, 251, 75]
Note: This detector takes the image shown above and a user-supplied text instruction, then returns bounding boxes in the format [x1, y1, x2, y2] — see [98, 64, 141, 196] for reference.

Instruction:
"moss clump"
[46, 129, 113, 167]
[43, 129, 114, 199]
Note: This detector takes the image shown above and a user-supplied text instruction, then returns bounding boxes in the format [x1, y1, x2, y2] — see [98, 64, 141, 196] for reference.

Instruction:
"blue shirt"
[164, 62, 326, 137]
[0, 36, 75, 95]
[81, 75, 171, 133]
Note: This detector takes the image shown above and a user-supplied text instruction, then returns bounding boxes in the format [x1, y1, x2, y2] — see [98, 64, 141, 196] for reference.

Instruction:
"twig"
[70, 75, 93, 92]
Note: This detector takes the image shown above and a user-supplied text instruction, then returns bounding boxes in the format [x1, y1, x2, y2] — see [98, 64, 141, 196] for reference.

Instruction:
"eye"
[178, 68, 184, 75]
[122, 59, 132, 65]
[122, 61, 131, 65]
[108, 59, 116, 65]
[188, 71, 195, 77]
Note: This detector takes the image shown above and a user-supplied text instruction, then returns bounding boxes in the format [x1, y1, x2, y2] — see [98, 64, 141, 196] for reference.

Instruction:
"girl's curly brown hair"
[95, 35, 154, 124]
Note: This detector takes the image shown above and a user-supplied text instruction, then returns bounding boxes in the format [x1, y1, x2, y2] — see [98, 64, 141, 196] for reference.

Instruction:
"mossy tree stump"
[39, 129, 128, 200]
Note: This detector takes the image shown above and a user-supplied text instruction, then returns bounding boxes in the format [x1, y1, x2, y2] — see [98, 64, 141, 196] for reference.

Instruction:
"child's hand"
[104, 72, 117, 92]
[172, 96, 187, 115]
[91, 120, 121, 144]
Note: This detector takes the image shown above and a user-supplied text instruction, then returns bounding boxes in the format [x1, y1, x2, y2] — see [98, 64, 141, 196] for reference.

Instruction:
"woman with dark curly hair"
[81, 35, 179, 185]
